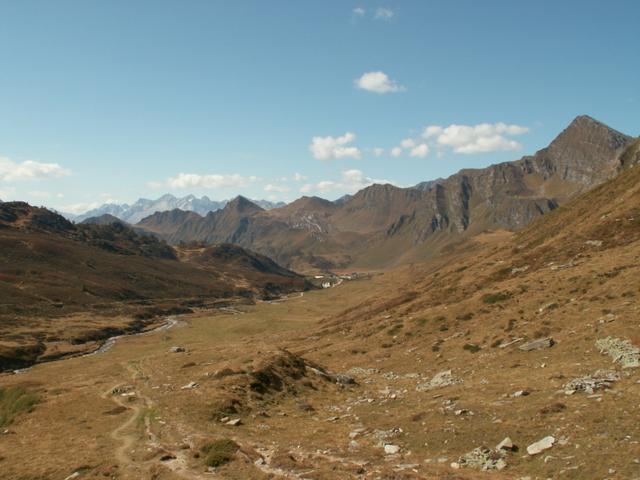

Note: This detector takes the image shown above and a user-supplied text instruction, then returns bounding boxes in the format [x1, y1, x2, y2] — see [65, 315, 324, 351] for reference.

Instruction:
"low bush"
[201, 438, 239, 467]
[481, 292, 512, 304]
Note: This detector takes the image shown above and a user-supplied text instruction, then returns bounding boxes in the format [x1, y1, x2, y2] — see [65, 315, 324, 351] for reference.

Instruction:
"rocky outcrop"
[135, 116, 634, 270]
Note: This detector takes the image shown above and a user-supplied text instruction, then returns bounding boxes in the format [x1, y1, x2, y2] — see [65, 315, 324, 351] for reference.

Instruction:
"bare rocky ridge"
[134, 116, 634, 271]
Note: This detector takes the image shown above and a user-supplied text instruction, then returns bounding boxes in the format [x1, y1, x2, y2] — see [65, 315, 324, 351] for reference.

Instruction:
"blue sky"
[0, 0, 638, 213]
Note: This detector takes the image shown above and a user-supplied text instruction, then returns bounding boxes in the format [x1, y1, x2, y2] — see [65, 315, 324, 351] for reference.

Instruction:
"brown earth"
[0, 203, 310, 371]
[1, 154, 640, 479]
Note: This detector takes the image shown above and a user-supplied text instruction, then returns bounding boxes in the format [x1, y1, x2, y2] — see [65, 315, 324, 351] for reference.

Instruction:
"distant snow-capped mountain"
[68, 194, 285, 224]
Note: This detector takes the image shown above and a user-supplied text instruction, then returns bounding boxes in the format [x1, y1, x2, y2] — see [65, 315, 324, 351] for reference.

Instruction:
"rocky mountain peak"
[549, 115, 631, 153]
[225, 196, 264, 214]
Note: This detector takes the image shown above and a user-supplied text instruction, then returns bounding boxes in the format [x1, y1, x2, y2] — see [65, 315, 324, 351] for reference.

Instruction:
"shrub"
[481, 292, 512, 304]
[463, 343, 481, 353]
[201, 438, 239, 467]
[0, 386, 39, 427]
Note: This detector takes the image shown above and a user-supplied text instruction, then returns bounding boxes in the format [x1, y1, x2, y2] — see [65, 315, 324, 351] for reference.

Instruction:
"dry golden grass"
[2, 165, 640, 479]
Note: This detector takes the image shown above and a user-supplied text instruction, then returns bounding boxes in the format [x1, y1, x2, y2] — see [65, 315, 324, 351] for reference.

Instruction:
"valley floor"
[2, 230, 640, 479]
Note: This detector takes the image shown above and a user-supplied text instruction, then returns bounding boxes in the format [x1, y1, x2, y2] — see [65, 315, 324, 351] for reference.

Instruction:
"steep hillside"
[136, 208, 203, 237]
[137, 116, 633, 272]
[4, 149, 640, 479]
[79, 213, 125, 226]
[0, 202, 309, 370]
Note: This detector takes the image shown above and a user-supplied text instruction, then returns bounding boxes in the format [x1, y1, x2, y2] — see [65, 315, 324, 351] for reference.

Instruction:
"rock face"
[135, 116, 634, 271]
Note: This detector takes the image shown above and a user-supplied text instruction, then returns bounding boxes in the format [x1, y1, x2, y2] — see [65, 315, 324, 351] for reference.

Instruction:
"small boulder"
[519, 338, 554, 352]
[496, 437, 517, 452]
[169, 346, 186, 353]
[527, 436, 555, 455]
[384, 444, 401, 455]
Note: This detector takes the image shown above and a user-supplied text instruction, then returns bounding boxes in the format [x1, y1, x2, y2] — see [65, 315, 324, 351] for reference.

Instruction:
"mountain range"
[66, 194, 285, 224]
[126, 116, 635, 271]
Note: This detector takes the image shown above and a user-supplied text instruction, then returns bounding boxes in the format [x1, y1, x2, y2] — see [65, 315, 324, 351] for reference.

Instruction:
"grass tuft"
[0, 386, 39, 428]
[481, 291, 512, 304]
[201, 438, 239, 468]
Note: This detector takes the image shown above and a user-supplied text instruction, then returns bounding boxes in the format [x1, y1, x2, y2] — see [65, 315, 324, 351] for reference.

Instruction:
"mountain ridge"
[67, 194, 285, 224]
[133, 116, 634, 271]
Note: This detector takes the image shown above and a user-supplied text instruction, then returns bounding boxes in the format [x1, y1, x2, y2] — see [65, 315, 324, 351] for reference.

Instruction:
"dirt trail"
[103, 363, 211, 480]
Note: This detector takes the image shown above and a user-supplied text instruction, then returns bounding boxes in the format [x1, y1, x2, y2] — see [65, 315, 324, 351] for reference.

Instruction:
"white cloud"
[374, 7, 394, 20]
[300, 169, 392, 195]
[421, 122, 529, 154]
[152, 173, 260, 189]
[390, 147, 402, 157]
[423, 125, 443, 138]
[354, 71, 405, 94]
[409, 143, 430, 158]
[292, 172, 308, 181]
[58, 201, 101, 215]
[353, 7, 365, 16]
[372, 147, 384, 157]
[400, 138, 415, 149]
[0, 156, 70, 181]
[309, 132, 362, 160]
[264, 183, 290, 193]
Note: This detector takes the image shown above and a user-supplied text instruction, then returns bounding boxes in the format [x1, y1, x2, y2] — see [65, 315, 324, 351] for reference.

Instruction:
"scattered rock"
[346, 367, 380, 376]
[499, 338, 524, 349]
[511, 390, 529, 397]
[180, 381, 198, 390]
[596, 337, 640, 368]
[454, 447, 506, 470]
[384, 444, 401, 455]
[496, 437, 517, 452]
[111, 385, 134, 395]
[335, 374, 357, 385]
[527, 436, 555, 455]
[519, 338, 554, 352]
[349, 428, 367, 439]
[416, 370, 462, 391]
[226, 418, 242, 426]
[563, 370, 619, 395]
[454, 409, 473, 416]
[169, 346, 186, 353]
